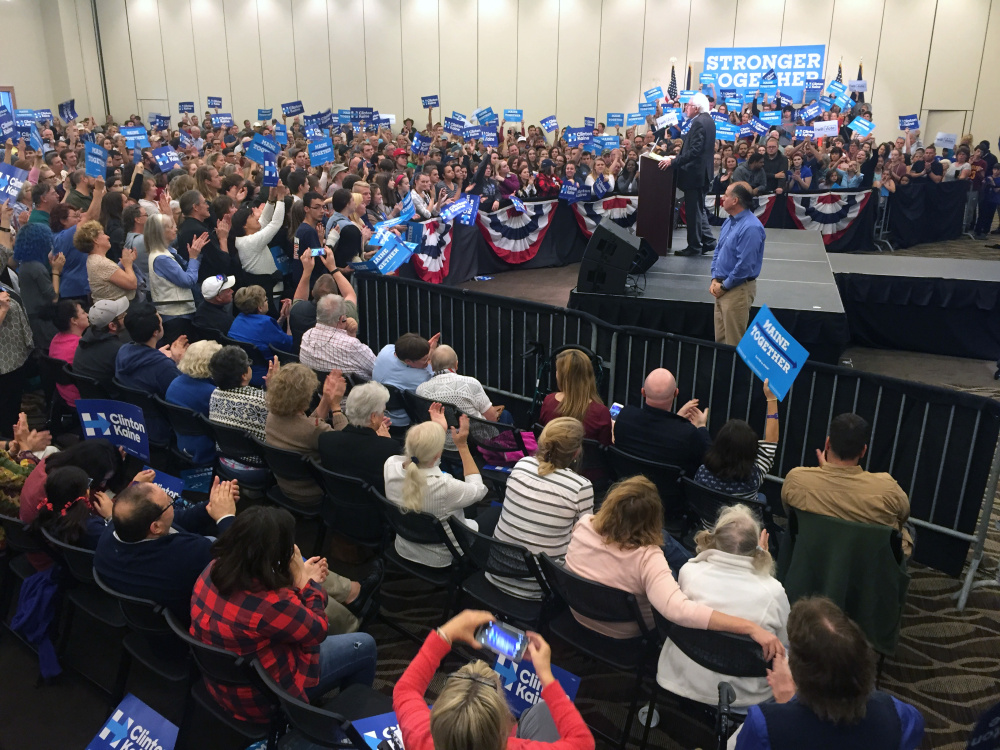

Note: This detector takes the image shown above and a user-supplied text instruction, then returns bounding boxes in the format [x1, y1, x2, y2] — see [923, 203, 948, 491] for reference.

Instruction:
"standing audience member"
[0, 289, 33, 434]
[76, 220, 138, 304]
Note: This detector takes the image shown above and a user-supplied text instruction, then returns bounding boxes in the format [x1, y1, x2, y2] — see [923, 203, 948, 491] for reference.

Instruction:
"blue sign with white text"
[207, 96, 222, 109]
[59, 100, 78, 122]
[704, 45, 825, 101]
[87, 694, 177, 750]
[144, 466, 185, 501]
[735, 305, 809, 402]
[84, 141, 107, 179]
[412, 133, 430, 155]
[626, 112, 645, 126]
[759, 111, 781, 126]
[121, 126, 151, 147]
[282, 100, 304, 117]
[210, 112, 234, 128]
[77, 399, 151, 461]
[353, 711, 402, 750]
[262, 155, 279, 187]
[847, 117, 875, 137]
[351, 107, 374, 123]
[422, 95, 439, 109]
[152, 146, 182, 173]
[0, 107, 14, 141]
[245, 134, 279, 165]
[643, 86, 664, 103]
[274, 123, 288, 145]
[493, 654, 580, 718]
[898, 114, 920, 131]
[638, 102, 656, 114]
[504, 109, 523, 122]
[178, 101, 195, 113]
[308, 137, 334, 167]
[826, 79, 847, 97]
[540, 116, 558, 133]
[257, 108, 272, 121]
[606, 112, 624, 127]
[0, 163, 29, 205]
[800, 103, 822, 122]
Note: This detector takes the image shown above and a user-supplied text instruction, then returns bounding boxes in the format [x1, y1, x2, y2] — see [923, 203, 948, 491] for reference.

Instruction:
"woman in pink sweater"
[394, 609, 595, 750]
[564, 476, 784, 660]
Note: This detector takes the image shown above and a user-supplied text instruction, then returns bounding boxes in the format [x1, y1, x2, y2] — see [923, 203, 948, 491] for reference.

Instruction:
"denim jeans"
[304, 632, 377, 702]
[662, 530, 694, 580]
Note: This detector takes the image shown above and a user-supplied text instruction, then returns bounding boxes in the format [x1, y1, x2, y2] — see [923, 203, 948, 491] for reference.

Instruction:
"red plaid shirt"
[190, 563, 329, 723]
[536, 172, 562, 199]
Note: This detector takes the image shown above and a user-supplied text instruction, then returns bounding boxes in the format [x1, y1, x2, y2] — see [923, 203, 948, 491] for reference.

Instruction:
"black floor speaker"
[577, 219, 654, 294]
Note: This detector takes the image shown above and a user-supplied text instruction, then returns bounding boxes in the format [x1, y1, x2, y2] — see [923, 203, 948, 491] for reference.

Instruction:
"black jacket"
[72, 326, 125, 384]
[319, 425, 401, 493]
[176, 216, 231, 282]
[613, 404, 711, 477]
[673, 112, 716, 190]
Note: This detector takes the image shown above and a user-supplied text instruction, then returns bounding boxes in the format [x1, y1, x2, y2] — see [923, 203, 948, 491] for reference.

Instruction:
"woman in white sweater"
[656, 503, 789, 709]
[228, 182, 288, 313]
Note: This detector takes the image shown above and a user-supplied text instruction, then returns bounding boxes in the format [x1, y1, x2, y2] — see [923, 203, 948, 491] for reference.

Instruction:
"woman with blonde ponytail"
[384, 404, 488, 567]
[656, 503, 789, 708]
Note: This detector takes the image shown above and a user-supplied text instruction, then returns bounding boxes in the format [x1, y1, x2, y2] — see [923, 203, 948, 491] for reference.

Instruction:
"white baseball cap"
[88, 297, 130, 328]
[201, 274, 236, 299]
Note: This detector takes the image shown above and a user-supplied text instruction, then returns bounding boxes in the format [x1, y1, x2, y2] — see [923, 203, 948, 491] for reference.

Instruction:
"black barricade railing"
[357, 273, 1000, 606]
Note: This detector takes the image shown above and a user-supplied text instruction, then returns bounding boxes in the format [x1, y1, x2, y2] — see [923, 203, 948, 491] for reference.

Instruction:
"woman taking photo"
[394, 609, 594, 750]
[538, 349, 611, 446]
[693, 379, 779, 502]
[491, 417, 593, 600]
[229, 182, 288, 308]
[656, 503, 788, 708]
[383, 408, 487, 568]
[786, 153, 813, 193]
[190, 505, 377, 723]
[564, 476, 784, 662]
[76, 219, 138, 304]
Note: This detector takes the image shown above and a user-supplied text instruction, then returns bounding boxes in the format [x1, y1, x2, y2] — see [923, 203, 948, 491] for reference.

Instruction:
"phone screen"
[609, 402, 624, 419]
[311, 248, 325, 257]
[475, 621, 528, 661]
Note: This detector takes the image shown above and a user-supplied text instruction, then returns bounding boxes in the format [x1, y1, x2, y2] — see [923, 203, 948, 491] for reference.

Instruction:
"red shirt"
[540, 393, 612, 446]
[189, 562, 329, 723]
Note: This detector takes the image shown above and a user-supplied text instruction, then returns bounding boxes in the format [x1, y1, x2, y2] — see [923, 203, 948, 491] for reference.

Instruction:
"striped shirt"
[489, 457, 594, 600]
[693, 440, 777, 501]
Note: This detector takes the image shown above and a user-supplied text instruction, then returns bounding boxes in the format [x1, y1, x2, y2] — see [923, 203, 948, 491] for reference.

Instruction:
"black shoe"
[701, 243, 716, 255]
[674, 247, 700, 256]
[345, 559, 384, 617]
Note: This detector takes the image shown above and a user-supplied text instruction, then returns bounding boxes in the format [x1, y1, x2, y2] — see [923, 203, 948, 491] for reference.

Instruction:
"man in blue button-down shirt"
[710, 182, 766, 345]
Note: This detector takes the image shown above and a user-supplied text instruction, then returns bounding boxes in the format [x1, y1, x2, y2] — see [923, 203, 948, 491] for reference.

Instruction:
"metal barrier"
[357, 273, 1000, 609]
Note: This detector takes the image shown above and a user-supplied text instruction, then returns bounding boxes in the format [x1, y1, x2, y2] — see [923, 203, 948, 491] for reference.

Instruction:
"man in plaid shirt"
[300, 293, 377, 379]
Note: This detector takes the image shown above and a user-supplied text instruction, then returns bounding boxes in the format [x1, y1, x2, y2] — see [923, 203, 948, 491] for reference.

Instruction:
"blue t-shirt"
[372, 344, 432, 426]
[55, 226, 90, 298]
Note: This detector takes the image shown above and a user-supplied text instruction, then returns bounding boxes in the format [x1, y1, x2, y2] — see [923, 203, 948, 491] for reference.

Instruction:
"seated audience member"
[48, 300, 89, 407]
[265, 364, 347, 506]
[373, 332, 440, 426]
[781, 413, 912, 556]
[383, 410, 487, 568]
[416, 345, 502, 422]
[165, 339, 221, 464]
[613, 368, 709, 477]
[564, 476, 784, 658]
[539, 349, 612, 446]
[657, 504, 789, 708]
[694, 379, 778, 502]
[394, 610, 594, 750]
[299, 293, 375, 378]
[289, 251, 357, 349]
[228, 285, 293, 376]
[190, 506, 377, 723]
[490, 418, 593, 600]
[193, 274, 236, 334]
[28, 465, 113, 549]
[319, 381, 400, 493]
[730, 597, 923, 750]
[114, 303, 188, 442]
[94, 476, 237, 619]
[208, 345, 269, 480]
[75, 219, 138, 303]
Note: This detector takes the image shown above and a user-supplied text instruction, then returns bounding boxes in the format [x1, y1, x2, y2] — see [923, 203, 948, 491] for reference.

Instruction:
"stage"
[569, 227, 851, 364]
[831, 254, 1000, 360]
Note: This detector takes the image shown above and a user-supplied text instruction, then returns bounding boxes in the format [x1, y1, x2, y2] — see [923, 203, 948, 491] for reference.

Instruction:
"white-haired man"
[659, 92, 717, 256]
[299, 293, 376, 379]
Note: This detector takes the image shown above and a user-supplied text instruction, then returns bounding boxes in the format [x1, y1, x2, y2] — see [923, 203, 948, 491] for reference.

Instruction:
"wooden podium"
[637, 155, 677, 256]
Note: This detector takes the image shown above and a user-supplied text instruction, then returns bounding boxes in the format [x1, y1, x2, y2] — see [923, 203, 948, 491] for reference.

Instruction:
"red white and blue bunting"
[571, 195, 639, 238]
[705, 193, 778, 224]
[410, 219, 453, 284]
[476, 199, 558, 263]
[786, 190, 871, 244]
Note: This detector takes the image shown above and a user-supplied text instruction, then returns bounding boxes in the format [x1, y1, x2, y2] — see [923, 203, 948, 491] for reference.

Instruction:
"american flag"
[835, 61, 843, 83]
[853, 62, 865, 104]
[667, 65, 678, 100]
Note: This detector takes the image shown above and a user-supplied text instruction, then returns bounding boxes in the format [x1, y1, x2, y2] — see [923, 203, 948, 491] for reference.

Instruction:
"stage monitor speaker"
[582, 219, 641, 270]
[577, 219, 651, 294]
[630, 238, 658, 275]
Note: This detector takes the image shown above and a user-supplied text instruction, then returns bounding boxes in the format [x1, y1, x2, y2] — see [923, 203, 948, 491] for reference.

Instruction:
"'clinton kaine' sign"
[704, 45, 825, 100]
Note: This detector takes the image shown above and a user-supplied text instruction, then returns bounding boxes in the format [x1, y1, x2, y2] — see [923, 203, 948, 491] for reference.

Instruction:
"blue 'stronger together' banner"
[87, 694, 178, 750]
[735, 305, 810, 401]
[703, 45, 825, 100]
[76, 399, 151, 461]
[493, 654, 580, 718]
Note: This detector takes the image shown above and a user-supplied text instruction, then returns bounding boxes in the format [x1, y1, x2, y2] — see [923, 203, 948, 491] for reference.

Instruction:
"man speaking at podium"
[658, 92, 716, 256]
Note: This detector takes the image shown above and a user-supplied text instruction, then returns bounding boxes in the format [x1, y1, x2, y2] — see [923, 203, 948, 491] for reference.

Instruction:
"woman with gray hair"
[145, 212, 208, 324]
[165, 339, 221, 464]
[319, 381, 400, 492]
[656, 503, 789, 708]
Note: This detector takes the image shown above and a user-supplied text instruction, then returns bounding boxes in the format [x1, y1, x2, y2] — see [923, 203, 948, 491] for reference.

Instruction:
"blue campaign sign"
[399, 191, 414, 219]
[700, 72, 716, 84]
[308, 137, 334, 167]
[353, 711, 402, 750]
[826, 79, 847, 97]
[87, 693, 178, 750]
[817, 95, 834, 112]
[833, 92, 853, 111]
[304, 123, 323, 140]
[847, 117, 875, 137]
[440, 195, 470, 223]
[84, 141, 107, 179]
[626, 112, 644, 126]
[451, 110, 467, 122]
[76, 399, 151, 461]
[540, 115, 558, 133]
[804, 79, 824, 92]
[319, 109, 335, 128]
[966, 700, 1000, 749]
[584, 116, 596, 130]
[504, 108, 523, 122]
[281, 100, 304, 116]
[456, 194, 481, 226]
[421, 95, 440, 109]
[898, 114, 920, 130]
[510, 195, 526, 214]
[800, 103, 822, 122]
[606, 112, 624, 127]
[759, 68, 778, 90]
[493, 654, 581, 718]
[716, 122, 740, 142]
[152, 146, 182, 173]
[739, 124, 752, 138]
[338, 109, 351, 125]
[480, 129, 498, 147]
[461, 125, 483, 142]
[210, 112, 234, 128]
[257, 108, 272, 121]
[563, 127, 591, 145]
[0, 163, 29, 205]
[244, 134, 279, 165]
[181, 467, 214, 494]
[559, 180, 578, 202]
[28, 124, 43, 152]
[371, 234, 415, 273]
[274, 123, 288, 145]
[262, 155, 279, 187]
[725, 97, 743, 108]
[710, 111, 729, 124]
[412, 133, 431, 155]
[720, 87, 738, 97]
[144, 466, 185, 501]
[472, 106, 495, 124]
[681, 118, 693, 135]
[0, 107, 14, 141]
[678, 90, 696, 103]
[444, 117, 464, 135]
[596, 135, 620, 150]
[121, 126, 151, 147]
[14, 108, 35, 137]
[178, 130, 194, 148]
[637, 101, 656, 115]
[207, 96, 222, 109]
[704, 45, 825, 100]
[153, 115, 171, 131]
[735, 305, 809, 402]
[748, 117, 769, 135]
[643, 85, 664, 103]
[350, 106, 374, 123]
[795, 127, 813, 140]
[59, 99, 78, 122]
[759, 111, 781, 126]
[776, 91, 793, 106]
[178, 101, 195, 113]
[582, 138, 600, 155]
[34, 108, 53, 122]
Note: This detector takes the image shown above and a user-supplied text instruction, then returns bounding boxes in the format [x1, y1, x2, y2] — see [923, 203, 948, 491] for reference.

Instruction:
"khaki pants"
[324, 573, 360, 634]
[714, 279, 756, 345]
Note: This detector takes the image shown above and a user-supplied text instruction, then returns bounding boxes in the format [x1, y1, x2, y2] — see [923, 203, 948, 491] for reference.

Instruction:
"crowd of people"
[0, 92, 933, 750]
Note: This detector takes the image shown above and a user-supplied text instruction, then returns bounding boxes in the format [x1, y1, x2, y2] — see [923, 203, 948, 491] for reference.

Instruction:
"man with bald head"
[613, 367, 711, 477]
